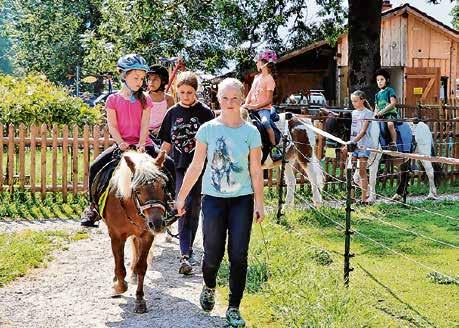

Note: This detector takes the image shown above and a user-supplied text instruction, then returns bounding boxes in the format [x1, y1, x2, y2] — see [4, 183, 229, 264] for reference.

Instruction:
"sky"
[391, 0, 456, 27]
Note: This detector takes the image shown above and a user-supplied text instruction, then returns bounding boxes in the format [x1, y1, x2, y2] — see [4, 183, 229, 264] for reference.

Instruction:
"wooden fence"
[1, 103, 458, 200]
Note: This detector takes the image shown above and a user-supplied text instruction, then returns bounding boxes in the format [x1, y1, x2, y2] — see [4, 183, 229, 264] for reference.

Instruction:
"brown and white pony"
[242, 109, 324, 206]
[104, 150, 169, 313]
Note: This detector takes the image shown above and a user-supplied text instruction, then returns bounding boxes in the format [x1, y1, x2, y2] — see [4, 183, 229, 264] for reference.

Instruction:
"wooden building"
[336, 2, 459, 105]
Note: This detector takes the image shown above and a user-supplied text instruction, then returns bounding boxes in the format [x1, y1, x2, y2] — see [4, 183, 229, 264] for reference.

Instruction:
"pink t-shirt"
[149, 99, 169, 131]
[106, 93, 153, 146]
[248, 73, 276, 109]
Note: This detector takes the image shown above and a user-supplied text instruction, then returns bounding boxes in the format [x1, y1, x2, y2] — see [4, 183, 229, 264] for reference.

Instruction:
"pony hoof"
[391, 194, 403, 201]
[130, 274, 138, 285]
[112, 280, 128, 297]
[134, 300, 147, 313]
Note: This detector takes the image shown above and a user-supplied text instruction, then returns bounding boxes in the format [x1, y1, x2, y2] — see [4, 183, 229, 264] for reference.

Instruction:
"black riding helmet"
[147, 65, 169, 92]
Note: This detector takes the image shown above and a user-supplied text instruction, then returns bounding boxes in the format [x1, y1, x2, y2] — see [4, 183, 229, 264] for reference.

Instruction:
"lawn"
[0, 230, 89, 287]
[216, 199, 459, 327]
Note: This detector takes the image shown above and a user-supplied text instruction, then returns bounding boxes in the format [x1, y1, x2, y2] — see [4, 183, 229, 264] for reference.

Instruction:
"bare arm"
[377, 96, 397, 116]
[249, 146, 264, 222]
[166, 94, 175, 108]
[353, 120, 370, 143]
[251, 90, 274, 111]
[160, 141, 172, 155]
[106, 108, 126, 146]
[138, 107, 152, 148]
[176, 141, 207, 215]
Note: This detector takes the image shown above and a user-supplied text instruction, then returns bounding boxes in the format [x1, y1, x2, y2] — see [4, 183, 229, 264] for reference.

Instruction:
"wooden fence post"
[30, 125, 37, 197]
[40, 124, 47, 200]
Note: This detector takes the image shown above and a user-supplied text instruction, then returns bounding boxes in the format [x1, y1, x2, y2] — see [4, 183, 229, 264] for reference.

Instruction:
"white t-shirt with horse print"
[196, 119, 262, 198]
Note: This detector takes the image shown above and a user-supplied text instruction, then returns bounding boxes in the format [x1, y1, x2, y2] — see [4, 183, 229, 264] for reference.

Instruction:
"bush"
[0, 74, 103, 127]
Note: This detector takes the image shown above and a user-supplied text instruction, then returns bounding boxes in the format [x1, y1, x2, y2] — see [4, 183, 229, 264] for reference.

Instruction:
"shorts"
[258, 109, 272, 129]
[382, 111, 398, 120]
[352, 149, 371, 158]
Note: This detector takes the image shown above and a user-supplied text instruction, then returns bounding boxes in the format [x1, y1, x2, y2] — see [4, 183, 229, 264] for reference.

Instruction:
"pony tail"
[268, 62, 279, 104]
[135, 89, 147, 109]
[364, 99, 373, 110]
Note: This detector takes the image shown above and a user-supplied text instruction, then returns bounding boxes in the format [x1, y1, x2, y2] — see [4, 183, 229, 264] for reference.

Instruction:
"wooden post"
[62, 125, 69, 202]
[8, 124, 14, 193]
[18, 124, 25, 190]
[83, 125, 90, 192]
[40, 124, 47, 200]
[276, 134, 289, 222]
[30, 125, 37, 196]
[52, 124, 58, 192]
[72, 125, 79, 196]
[103, 126, 110, 150]
[93, 125, 100, 159]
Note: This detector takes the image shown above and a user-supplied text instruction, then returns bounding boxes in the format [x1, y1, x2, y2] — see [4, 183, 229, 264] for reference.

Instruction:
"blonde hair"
[351, 90, 372, 110]
[217, 78, 244, 100]
[176, 71, 198, 90]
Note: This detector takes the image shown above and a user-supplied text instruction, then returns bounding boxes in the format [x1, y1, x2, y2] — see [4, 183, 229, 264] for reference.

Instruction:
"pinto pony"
[322, 109, 440, 202]
[242, 109, 324, 206]
[103, 150, 170, 313]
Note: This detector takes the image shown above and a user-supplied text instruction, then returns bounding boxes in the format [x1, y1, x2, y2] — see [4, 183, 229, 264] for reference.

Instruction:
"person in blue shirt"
[175, 78, 264, 327]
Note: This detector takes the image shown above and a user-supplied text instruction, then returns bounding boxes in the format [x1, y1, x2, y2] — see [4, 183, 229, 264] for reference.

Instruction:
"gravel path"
[0, 222, 227, 328]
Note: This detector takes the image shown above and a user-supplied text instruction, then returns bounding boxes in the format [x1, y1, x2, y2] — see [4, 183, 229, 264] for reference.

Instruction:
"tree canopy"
[2, 0, 346, 82]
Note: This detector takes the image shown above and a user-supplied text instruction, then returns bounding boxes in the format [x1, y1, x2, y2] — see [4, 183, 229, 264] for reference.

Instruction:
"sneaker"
[388, 142, 398, 151]
[226, 307, 246, 327]
[270, 146, 283, 162]
[188, 252, 199, 266]
[199, 285, 215, 312]
[178, 256, 193, 275]
[80, 204, 101, 227]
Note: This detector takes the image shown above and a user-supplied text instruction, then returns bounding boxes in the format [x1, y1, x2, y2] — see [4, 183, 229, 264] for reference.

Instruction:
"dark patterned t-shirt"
[159, 102, 214, 169]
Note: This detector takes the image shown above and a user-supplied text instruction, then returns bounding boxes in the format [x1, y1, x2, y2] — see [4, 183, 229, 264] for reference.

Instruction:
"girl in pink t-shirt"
[80, 54, 175, 227]
[243, 49, 281, 160]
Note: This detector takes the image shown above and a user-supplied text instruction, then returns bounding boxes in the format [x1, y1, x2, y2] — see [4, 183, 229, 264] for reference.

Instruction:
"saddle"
[378, 121, 413, 153]
[90, 149, 123, 218]
[250, 110, 282, 164]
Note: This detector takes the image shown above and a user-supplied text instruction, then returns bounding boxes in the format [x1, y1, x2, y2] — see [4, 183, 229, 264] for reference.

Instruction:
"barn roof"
[383, 3, 458, 40]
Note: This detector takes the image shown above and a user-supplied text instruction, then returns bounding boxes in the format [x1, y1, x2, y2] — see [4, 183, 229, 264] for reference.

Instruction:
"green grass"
[216, 200, 459, 327]
[0, 191, 88, 221]
[0, 229, 89, 287]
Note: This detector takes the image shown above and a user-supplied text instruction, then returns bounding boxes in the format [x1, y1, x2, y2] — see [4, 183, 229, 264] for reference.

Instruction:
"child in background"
[374, 69, 398, 151]
[348, 90, 374, 204]
[147, 65, 175, 142]
[158, 71, 214, 275]
[243, 49, 282, 161]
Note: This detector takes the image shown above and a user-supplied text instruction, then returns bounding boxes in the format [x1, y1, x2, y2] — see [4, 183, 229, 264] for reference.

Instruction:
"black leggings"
[88, 144, 175, 203]
[201, 194, 254, 308]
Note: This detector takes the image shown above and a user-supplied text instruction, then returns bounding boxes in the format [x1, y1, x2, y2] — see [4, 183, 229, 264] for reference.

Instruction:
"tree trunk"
[348, 0, 382, 105]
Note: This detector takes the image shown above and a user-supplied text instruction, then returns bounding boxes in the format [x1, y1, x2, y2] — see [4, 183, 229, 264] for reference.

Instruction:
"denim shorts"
[258, 109, 272, 129]
[352, 149, 371, 158]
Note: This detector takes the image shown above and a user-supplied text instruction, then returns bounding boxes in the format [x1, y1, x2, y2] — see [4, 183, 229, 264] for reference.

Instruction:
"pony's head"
[322, 110, 352, 147]
[111, 150, 169, 234]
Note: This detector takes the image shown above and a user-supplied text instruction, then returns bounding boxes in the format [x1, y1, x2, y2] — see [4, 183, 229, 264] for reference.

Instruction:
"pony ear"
[154, 150, 166, 168]
[124, 155, 136, 174]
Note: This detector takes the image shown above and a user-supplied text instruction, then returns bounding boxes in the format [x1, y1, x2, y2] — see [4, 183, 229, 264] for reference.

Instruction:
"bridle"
[121, 179, 179, 232]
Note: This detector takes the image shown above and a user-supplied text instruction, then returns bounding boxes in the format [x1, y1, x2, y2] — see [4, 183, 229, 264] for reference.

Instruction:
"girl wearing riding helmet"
[243, 48, 282, 161]
[80, 54, 174, 227]
[176, 78, 264, 327]
[147, 65, 175, 139]
[158, 71, 214, 274]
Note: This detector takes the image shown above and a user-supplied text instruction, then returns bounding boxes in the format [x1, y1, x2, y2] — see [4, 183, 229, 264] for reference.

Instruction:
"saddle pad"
[98, 185, 110, 220]
[379, 122, 412, 153]
[90, 158, 120, 212]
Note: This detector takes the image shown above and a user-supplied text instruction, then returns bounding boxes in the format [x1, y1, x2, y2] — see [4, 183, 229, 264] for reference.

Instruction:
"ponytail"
[134, 89, 147, 109]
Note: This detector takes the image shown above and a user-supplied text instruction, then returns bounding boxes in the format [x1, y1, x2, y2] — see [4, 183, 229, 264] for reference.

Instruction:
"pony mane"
[110, 151, 167, 200]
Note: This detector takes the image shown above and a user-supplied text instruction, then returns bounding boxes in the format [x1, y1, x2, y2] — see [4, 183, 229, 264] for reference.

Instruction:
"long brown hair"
[123, 70, 147, 109]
